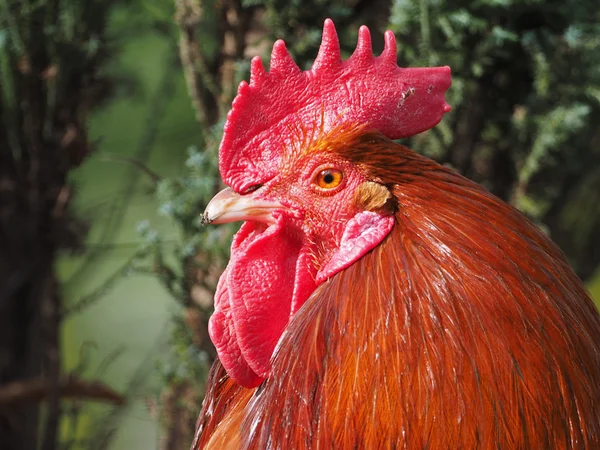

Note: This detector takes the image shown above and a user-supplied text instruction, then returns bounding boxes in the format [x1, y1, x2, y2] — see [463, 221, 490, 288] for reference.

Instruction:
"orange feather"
[193, 132, 600, 449]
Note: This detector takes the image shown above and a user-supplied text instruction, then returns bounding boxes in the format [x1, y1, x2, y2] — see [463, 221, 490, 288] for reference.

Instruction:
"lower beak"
[202, 187, 284, 225]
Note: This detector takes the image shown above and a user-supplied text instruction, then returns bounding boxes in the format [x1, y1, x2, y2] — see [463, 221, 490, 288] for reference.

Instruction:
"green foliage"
[156, 146, 219, 233]
[389, 0, 600, 276]
[156, 315, 210, 385]
[244, 0, 355, 65]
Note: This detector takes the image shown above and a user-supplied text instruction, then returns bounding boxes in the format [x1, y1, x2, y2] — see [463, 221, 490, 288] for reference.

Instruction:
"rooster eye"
[314, 169, 343, 190]
[240, 184, 262, 195]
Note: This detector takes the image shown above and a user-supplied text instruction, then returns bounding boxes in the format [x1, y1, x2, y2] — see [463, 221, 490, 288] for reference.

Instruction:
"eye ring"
[314, 168, 344, 190]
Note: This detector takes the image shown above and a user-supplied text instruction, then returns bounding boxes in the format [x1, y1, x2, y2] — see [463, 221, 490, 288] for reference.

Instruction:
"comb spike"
[218, 21, 452, 191]
[351, 25, 374, 62]
[237, 80, 249, 96]
[381, 30, 397, 63]
[270, 40, 300, 75]
[312, 18, 341, 70]
[250, 56, 266, 86]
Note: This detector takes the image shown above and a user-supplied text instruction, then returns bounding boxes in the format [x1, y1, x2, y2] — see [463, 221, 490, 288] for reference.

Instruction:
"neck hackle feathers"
[219, 19, 452, 193]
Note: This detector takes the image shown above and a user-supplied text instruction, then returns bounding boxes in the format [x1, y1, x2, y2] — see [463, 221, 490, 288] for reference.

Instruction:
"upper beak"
[201, 187, 285, 225]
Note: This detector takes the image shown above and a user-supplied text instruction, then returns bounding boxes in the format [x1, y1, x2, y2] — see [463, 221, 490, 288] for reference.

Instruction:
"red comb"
[219, 19, 452, 191]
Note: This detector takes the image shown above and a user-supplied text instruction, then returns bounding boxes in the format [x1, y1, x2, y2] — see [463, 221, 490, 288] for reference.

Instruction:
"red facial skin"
[207, 145, 395, 387]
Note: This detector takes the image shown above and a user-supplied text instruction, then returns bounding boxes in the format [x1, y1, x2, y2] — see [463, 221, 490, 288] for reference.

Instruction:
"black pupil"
[323, 172, 335, 184]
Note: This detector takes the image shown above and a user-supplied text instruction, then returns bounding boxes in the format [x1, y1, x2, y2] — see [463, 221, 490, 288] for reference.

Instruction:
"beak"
[201, 187, 284, 225]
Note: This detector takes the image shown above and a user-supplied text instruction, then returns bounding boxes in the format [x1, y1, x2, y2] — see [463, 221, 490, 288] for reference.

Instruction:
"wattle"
[208, 218, 317, 388]
[208, 211, 396, 388]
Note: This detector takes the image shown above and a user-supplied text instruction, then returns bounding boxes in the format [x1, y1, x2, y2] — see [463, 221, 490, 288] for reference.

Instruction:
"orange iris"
[315, 169, 343, 189]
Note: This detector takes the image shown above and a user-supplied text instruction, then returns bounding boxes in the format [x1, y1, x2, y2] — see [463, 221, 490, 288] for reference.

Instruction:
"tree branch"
[99, 153, 162, 185]
[174, 0, 221, 127]
[0, 376, 125, 407]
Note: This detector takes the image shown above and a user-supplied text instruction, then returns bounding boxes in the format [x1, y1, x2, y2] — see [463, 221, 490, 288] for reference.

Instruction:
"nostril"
[200, 212, 212, 226]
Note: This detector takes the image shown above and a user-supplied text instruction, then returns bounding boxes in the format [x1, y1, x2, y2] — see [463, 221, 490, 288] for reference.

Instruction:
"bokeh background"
[1, 0, 599, 448]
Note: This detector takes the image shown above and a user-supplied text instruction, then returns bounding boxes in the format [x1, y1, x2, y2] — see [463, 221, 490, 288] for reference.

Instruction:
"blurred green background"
[1, 0, 599, 448]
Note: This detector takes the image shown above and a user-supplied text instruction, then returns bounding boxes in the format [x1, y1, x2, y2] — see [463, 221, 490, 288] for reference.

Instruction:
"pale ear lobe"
[316, 211, 395, 283]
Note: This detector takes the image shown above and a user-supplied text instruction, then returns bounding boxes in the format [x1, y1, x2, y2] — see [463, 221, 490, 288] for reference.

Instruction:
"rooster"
[192, 19, 600, 449]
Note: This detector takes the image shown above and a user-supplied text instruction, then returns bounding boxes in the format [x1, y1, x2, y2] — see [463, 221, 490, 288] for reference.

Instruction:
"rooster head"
[202, 19, 452, 387]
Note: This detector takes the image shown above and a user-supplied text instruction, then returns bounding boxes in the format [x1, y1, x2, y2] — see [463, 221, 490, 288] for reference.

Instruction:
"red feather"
[194, 133, 600, 449]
